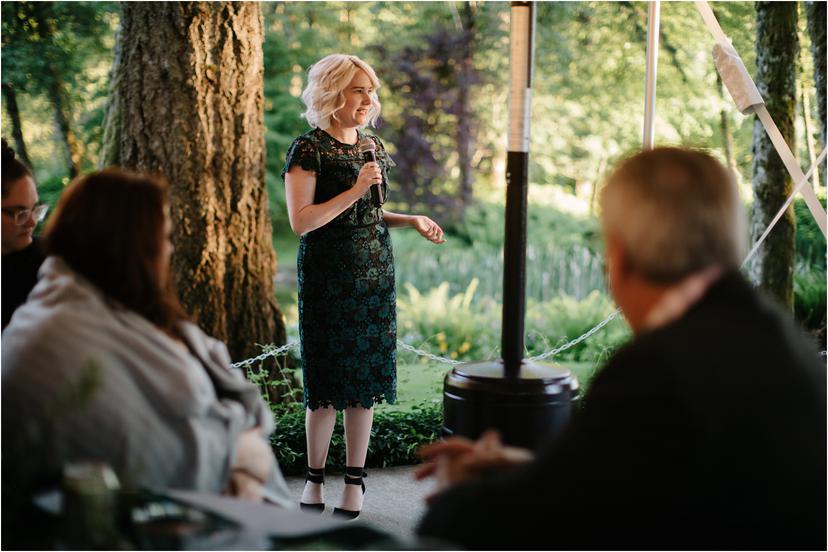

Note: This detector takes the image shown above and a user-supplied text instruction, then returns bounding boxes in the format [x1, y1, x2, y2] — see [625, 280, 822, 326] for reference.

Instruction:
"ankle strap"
[344, 466, 367, 481]
[306, 467, 325, 484]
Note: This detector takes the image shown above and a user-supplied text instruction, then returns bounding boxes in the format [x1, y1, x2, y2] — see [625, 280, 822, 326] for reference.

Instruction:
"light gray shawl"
[2, 257, 291, 504]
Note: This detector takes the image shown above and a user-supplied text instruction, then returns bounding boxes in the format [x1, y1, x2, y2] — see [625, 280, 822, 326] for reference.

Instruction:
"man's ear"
[606, 234, 629, 283]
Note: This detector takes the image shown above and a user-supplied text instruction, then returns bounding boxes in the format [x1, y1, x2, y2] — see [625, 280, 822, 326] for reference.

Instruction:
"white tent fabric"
[695, 1, 827, 238]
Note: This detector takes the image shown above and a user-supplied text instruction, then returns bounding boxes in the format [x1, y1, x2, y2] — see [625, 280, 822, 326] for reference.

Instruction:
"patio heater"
[441, 1, 579, 449]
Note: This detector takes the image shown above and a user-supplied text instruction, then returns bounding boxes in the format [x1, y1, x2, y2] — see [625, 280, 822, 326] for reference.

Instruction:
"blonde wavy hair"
[300, 54, 381, 129]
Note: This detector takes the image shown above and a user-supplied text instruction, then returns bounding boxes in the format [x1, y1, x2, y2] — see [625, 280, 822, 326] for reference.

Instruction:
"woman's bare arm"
[285, 163, 381, 236]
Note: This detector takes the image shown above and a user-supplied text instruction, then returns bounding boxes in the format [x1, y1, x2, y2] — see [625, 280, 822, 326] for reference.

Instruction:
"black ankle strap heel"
[299, 467, 325, 514]
[332, 466, 366, 520]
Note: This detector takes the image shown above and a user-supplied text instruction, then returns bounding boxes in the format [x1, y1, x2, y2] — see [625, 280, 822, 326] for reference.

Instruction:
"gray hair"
[600, 147, 746, 283]
[300, 54, 381, 130]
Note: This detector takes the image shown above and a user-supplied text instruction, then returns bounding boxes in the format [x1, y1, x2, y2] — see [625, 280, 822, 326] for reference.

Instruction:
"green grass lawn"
[376, 359, 601, 414]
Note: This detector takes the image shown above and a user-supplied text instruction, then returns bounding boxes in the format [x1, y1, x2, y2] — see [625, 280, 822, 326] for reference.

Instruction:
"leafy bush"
[445, 201, 601, 250]
[394, 235, 607, 304]
[269, 403, 443, 476]
[525, 291, 630, 363]
[397, 278, 499, 362]
[794, 197, 826, 269]
[397, 278, 630, 365]
[794, 261, 827, 334]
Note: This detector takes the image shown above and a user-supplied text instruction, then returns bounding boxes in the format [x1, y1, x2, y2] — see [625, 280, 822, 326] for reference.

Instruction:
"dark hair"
[2, 138, 33, 197]
[45, 169, 187, 334]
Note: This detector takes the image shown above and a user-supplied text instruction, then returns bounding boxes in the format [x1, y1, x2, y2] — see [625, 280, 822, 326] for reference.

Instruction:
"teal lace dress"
[281, 128, 397, 410]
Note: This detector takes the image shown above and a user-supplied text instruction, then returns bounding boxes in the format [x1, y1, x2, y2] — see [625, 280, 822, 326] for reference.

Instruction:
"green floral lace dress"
[281, 128, 397, 410]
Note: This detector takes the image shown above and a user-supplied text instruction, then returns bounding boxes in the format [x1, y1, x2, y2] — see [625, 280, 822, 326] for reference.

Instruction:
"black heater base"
[442, 359, 580, 450]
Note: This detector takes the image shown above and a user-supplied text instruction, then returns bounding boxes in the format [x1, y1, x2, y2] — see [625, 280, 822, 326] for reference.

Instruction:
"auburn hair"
[46, 169, 187, 334]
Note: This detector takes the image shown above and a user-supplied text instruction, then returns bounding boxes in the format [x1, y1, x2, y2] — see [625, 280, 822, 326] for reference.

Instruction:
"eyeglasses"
[2, 204, 49, 226]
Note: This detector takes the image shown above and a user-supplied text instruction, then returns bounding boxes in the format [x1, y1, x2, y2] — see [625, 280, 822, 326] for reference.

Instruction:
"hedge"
[269, 403, 443, 476]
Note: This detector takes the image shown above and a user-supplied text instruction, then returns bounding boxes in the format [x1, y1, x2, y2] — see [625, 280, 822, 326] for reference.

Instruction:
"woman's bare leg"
[339, 406, 374, 511]
[301, 406, 337, 504]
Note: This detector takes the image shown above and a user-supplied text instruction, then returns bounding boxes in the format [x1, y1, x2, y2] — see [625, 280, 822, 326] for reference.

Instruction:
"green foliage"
[445, 200, 601, 249]
[794, 262, 827, 333]
[794, 196, 827, 269]
[269, 402, 442, 476]
[791, 196, 826, 335]
[398, 279, 499, 362]
[397, 277, 630, 365]
[394, 237, 606, 305]
[47, 358, 102, 417]
[1, 1, 118, 178]
[525, 292, 630, 363]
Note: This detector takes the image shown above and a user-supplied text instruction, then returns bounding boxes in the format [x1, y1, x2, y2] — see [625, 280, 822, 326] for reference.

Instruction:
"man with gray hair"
[416, 147, 825, 550]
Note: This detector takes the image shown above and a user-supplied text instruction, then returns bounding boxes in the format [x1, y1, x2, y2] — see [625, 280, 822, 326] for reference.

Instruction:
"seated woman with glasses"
[1, 138, 48, 330]
[1, 169, 292, 523]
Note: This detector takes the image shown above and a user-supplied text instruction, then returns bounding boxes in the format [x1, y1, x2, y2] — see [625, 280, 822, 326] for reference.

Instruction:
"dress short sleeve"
[281, 136, 320, 180]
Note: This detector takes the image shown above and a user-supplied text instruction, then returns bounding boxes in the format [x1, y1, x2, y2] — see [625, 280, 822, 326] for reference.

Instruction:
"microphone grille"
[358, 137, 376, 154]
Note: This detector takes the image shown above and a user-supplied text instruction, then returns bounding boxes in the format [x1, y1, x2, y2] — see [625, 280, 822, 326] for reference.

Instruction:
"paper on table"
[164, 488, 349, 538]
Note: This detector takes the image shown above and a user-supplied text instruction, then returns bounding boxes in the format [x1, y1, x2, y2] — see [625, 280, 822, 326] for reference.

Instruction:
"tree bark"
[798, 59, 821, 189]
[99, 17, 124, 169]
[805, 1, 826, 188]
[717, 73, 736, 174]
[109, 2, 286, 368]
[750, 1, 798, 310]
[31, 7, 81, 178]
[456, 2, 476, 208]
[805, 1, 826, 147]
[1, 83, 33, 170]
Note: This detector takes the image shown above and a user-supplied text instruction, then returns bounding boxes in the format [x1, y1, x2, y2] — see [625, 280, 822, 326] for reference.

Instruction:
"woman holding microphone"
[282, 54, 444, 519]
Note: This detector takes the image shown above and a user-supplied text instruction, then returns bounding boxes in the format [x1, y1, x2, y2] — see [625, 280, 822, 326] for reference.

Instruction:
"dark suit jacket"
[418, 272, 826, 550]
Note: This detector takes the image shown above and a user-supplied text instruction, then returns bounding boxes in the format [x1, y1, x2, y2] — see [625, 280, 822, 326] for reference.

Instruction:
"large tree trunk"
[805, 1, 826, 188]
[805, 1, 826, 146]
[99, 17, 124, 169]
[46, 76, 82, 178]
[717, 73, 737, 174]
[750, 2, 798, 310]
[31, 7, 82, 178]
[456, 2, 476, 208]
[107, 2, 286, 370]
[1, 83, 33, 169]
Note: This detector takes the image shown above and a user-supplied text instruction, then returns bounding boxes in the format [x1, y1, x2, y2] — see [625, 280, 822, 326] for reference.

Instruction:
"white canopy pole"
[642, 1, 661, 150]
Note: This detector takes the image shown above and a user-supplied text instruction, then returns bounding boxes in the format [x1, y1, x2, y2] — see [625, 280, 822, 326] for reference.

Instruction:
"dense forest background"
[2, 2, 825, 386]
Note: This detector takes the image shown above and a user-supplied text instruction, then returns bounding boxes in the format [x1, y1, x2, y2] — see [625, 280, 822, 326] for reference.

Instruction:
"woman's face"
[1, 176, 39, 254]
[333, 69, 376, 129]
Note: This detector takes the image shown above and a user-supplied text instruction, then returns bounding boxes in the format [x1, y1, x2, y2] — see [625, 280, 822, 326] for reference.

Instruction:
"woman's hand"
[355, 162, 382, 194]
[225, 469, 265, 502]
[231, 427, 273, 483]
[411, 215, 445, 244]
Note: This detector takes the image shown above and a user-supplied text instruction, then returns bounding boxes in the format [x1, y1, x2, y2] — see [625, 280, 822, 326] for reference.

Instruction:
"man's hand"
[414, 430, 534, 502]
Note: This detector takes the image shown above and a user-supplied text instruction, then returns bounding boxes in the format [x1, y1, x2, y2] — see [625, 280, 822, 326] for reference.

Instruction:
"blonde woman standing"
[282, 54, 444, 519]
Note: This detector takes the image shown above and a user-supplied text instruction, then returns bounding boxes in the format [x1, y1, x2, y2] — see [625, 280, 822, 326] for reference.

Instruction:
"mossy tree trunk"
[456, 1, 476, 208]
[104, 2, 286, 372]
[31, 7, 82, 178]
[1, 83, 33, 169]
[805, 1, 826, 186]
[750, 1, 798, 310]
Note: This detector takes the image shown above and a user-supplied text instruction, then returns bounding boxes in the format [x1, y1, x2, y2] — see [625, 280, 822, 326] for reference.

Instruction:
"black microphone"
[358, 137, 384, 208]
